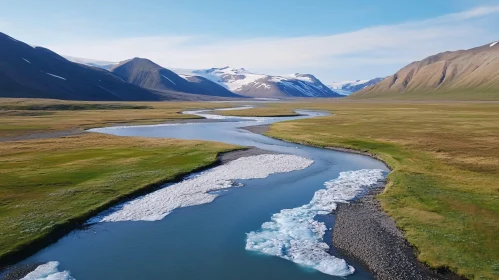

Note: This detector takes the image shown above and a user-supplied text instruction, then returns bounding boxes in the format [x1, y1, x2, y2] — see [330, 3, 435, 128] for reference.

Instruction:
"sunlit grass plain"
[0, 98, 234, 138]
[1, 98, 498, 279]
[0, 99, 239, 264]
[221, 100, 499, 279]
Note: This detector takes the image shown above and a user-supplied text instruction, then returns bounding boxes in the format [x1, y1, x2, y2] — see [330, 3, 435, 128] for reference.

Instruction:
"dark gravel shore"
[332, 186, 464, 280]
[242, 124, 270, 134]
[242, 124, 464, 279]
[219, 146, 277, 163]
[1, 262, 43, 280]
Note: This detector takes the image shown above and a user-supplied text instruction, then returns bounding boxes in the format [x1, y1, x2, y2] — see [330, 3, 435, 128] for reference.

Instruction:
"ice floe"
[20, 261, 74, 280]
[246, 169, 385, 277]
[90, 154, 314, 222]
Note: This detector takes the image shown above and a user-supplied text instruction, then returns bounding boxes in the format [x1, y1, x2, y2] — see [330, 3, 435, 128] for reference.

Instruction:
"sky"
[1, 0, 498, 83]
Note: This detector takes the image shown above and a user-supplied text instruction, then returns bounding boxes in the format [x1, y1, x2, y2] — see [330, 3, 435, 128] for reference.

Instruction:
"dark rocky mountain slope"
[0, 32, 163, 101]
[110, 58, 242, 98]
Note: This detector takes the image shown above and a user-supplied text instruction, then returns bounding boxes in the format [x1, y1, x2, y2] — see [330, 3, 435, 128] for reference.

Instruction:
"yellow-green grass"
[351, 89, 499, 101]
[0, 132, 237, 264]
[220, 100, 499, 279]
[0, 98, 238, 138]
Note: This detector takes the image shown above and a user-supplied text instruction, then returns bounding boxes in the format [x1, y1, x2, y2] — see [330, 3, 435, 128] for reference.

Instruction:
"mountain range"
[110, 58, 241, 98]
[175, 67, 342, 98]
[2, 30, 497, 101]
[0, 32, 340, 101]
[354, 40, 499, 99]
[0, 32, 165, 101]
[328, 78, 384, 95]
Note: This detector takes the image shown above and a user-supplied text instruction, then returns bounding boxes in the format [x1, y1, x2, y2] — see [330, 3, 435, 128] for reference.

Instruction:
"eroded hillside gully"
[5, 106, 394, 280]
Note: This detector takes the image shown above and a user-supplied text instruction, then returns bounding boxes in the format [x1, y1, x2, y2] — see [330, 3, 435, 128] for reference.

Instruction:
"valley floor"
[1, 98, 498, 280]
[0, 99, 240, 265]
[220, 100, 499, 279]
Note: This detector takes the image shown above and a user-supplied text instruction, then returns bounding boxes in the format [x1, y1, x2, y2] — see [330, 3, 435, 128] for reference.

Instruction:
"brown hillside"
[353, 41, 499, 99]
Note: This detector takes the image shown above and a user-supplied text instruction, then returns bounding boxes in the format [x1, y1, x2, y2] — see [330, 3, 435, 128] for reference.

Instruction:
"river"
[14, 107, 388, 280]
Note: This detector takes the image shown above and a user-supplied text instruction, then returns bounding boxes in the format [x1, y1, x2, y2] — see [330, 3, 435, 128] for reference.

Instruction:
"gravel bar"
[332, 186, 464, 280]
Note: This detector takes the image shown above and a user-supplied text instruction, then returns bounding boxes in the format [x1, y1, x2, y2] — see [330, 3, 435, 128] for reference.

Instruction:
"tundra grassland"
[220, 100, 499, 279]
[0, 98, 235, 138]
[0, 98, 238, 264]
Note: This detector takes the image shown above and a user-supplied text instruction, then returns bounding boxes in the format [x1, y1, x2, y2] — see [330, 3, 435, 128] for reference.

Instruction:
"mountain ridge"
[353, 41, 499, 99]
[0, 32, 163, 101]
[176, 67, 342, 98]
[110, 58, 242, 98]
[0, 32, 239, 101]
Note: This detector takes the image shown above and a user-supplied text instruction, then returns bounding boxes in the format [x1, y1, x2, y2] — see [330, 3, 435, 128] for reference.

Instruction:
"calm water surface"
[19, 109, 388, 279]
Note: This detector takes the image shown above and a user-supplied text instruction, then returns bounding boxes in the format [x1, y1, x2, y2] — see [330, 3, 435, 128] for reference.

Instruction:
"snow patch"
[279, 80, 316, 97]
[246, 169, 385, 277]
[90, 154, 314, 222]
[64, 56, 118, 70]
[328, 78, 383, 94]
[45, 73, 66, 80]
[21, 57, 31, 64]
[290, 73, 314, 82]
[333, 89, 352, 96]
[173, 67, 335, 97]
[329, 80, 369, 89]
[161, 75, 176, 85]
[178, 74, 192, 81]
[490, 41, 498, 47]
[21, 261, 74, 280]
[115, 75, 125, 82]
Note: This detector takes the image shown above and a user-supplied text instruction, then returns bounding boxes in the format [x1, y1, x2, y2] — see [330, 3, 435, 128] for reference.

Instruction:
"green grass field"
[220, 100, 499, 279]
[1, 98, 498, 279]
[0, 133, 236, 263]
[0, 98, 234, 138]
[0, 98, 241, 264]
[350, 89, 499, 101]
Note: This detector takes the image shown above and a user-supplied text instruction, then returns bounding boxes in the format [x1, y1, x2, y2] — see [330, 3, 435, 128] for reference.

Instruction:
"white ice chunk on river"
[20, 261, 75, 280]
[246, 169, 385, 277]
[91, 154, 314, 222]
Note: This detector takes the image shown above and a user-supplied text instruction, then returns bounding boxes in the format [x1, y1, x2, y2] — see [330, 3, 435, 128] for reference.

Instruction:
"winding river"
[15, 107, 388, 280]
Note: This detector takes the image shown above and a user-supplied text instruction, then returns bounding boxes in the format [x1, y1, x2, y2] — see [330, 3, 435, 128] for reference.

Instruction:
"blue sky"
[1, 0, 498, 82]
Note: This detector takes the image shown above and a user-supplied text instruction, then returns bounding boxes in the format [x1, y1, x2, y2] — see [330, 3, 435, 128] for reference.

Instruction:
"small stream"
[13, 107, 388, 280]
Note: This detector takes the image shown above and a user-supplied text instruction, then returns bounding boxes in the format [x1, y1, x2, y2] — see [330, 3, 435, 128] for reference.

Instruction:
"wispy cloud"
[8, 5, 499, 82]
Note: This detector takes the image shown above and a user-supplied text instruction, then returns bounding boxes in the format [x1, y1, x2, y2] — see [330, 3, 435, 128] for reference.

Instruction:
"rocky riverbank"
[332, 186, 464, 280]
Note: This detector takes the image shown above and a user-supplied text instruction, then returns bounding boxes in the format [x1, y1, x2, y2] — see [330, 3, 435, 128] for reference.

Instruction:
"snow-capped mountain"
[175, 67, 342, 98]
[110, 58, 241, 98]
[329, 78, 384, 95]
